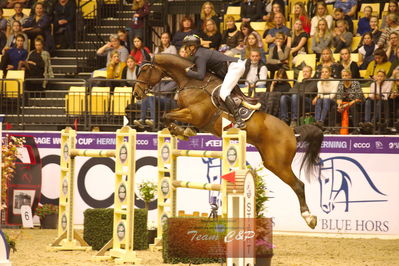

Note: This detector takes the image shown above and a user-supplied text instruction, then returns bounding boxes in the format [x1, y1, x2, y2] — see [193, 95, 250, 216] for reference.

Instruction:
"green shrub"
[83, 208, 148, 250]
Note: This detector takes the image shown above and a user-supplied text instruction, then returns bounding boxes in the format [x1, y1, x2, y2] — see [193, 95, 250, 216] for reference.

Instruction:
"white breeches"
[219, 59, 247, 101]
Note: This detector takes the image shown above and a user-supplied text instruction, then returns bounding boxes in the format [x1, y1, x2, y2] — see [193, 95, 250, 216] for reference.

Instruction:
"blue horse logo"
[318, 156, 387, 214]
[202, 158, 222, 204]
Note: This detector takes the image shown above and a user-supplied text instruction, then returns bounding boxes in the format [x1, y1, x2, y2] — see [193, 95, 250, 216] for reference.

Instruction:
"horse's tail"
[294, 124, 324, 177]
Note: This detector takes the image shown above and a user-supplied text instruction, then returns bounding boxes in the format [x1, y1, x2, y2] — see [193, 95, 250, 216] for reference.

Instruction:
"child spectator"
[357, 5, 372, 36]
[331, 19, 353, 53]
[154, 32, 177, 54]
[130, 36, 151, 64]
[310, 2, 333, 36]
[312, 66, 340, 127]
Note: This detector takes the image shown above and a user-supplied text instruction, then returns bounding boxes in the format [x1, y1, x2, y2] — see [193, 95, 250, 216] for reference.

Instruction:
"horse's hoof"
[302, 211, 317, 229]
[183, 127, 197, 137]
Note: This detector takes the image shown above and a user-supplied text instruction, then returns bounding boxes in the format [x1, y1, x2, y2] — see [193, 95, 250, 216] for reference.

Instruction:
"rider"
[182, 35, 247, 129]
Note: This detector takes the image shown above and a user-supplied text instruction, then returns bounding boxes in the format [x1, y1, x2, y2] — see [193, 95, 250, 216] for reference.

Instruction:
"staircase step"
[27, 97, 66, 107]
[52, 64, 78, 73]
[101, 18, 131, 26]
[6, 114, 67, 124]
[46, 81, 85, 90]
[51, 57, 77, 65]
[23, 106, 65, 115]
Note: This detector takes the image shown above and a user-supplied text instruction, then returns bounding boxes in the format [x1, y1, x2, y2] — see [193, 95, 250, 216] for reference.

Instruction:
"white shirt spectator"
[317, 78, 340, 99]
[246, 62, 267, 87]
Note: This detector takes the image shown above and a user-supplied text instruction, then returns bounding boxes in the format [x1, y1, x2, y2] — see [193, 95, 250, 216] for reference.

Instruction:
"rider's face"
[185, 45, 195, 55]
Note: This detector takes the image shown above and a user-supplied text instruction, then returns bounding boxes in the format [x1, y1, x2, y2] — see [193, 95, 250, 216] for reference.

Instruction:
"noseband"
[136, 63, 169, 95]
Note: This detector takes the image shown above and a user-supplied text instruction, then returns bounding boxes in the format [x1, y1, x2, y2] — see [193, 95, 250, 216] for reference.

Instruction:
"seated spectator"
[369, 16, 382, 44]
[220, 15, 244, 54]
[293, 2, 310, 34]
[117, 28, 130, 52]
[336, 69, 364, 131]
[331, 19, 353, 53]
[365, 48, 392, 79]
[312, 18, 332, 58]
[0, 33, 27, 72]
[0, 8, 7, 32]
[312, 66, 340, 127]
[307, 0, 318, 18]
[310, 2, 333, 36]
[1, 0, 29, 8]
[0, 29, 5, 52]
[264, 68, 291, 117]
[357, 32, 377, 70]
[333, 7, 353, 34]
[172, 16, 197, 50]
[263, 2, 282, 29]
[4, 21, 28, 52]
[97, 34, 129, 65]
[334, 0, 357, 17]
[130, 36, 151, 64]
[197, 1, 220, 31]
[199, 18, 222, 50]
[22, 3, 54, 52]
[263, 12, 291, 49]
[128, 0, 149, 42]
[178, 45, 187, 57]
[266, 32, 289, 78]
[381, 0, 399, 30]
[262, 0, 285, 22]
[20, 37, 53, 92]
[291, 19, 309, 59]
[154, 32, 177, 54]
[6, 3, 28, 36]
[240, 0, 263, 23]
[280, 65, 318, 127]
[314, 48, 341, 79]
[242, 32, 266, 62]
[337, 47, 360, 78]
[242, 22, 263, 49]
[241, 48, 267, 94]
[357, 5, 372, 36]
[30, 0, 55, 19]
[107, 50, 126, 89]
[53, 0, 76, 49]
[386, 32, 399, 62]
[377, 13, 399, 50]
[390, 46, 399, 76]
[121, 55, 139, 85]
[362, 69, 393, 128]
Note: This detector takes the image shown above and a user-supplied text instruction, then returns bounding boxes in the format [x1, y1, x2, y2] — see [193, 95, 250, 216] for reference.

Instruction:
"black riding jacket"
[186, 47, 238, 80]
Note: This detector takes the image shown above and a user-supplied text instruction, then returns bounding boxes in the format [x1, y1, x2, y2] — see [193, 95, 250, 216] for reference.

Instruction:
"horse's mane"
[154, 53, 194, 70]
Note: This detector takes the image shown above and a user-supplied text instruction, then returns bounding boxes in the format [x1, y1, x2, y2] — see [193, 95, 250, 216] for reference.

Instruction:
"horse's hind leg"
[259, 148, 317, 229]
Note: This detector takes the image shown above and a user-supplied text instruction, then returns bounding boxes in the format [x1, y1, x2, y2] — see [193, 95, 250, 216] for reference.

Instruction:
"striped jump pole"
[51, 126, 141, 264]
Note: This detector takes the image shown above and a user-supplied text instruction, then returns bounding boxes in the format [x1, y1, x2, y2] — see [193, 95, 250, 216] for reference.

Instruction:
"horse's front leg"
[164, 108, 197, 138]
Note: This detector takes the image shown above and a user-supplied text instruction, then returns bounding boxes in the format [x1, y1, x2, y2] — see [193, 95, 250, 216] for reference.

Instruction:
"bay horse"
[133, 54, 323, 229]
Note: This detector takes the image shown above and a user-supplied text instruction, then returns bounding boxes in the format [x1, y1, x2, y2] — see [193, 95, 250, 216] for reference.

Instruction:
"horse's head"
[133, 63, 165, 100]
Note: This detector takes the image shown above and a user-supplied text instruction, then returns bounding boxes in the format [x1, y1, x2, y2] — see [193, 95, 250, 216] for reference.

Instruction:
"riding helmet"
[183, 35, 201, 47]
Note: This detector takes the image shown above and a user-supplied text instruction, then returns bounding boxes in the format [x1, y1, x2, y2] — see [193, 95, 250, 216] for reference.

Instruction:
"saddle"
[211, 85, 261, 121]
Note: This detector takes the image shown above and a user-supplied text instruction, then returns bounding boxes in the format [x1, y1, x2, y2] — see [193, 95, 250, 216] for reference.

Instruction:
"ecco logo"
[353, 143, 371, 148]
[136, 140, 149, 145]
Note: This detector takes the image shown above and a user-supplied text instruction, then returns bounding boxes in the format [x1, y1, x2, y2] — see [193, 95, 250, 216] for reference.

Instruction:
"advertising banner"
[2, 131, 399, 236]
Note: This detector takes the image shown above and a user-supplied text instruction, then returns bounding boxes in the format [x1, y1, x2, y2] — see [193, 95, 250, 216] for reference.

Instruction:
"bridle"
[135, 62, 169, 95]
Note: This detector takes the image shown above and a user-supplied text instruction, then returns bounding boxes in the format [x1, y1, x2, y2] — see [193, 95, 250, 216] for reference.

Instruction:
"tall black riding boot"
[224, 96, 246, 129]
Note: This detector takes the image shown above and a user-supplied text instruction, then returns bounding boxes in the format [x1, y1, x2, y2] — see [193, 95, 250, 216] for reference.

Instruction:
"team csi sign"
[316, 156, 393, 234]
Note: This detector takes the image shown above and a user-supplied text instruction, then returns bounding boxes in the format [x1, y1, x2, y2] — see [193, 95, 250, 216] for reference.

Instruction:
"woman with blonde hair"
[310, 1, 333, 36]
[314, 47, 340, 79]
[293, 2, 311, 34]
[107, 50, 126, 80]
[199, 18, 222, 49]
[312, 18, 332, 58]
[312, 66, 340, 127]
[221, 15, 244, 52]
[198, 1, 219, 30]
[241, 32, 265, 62]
